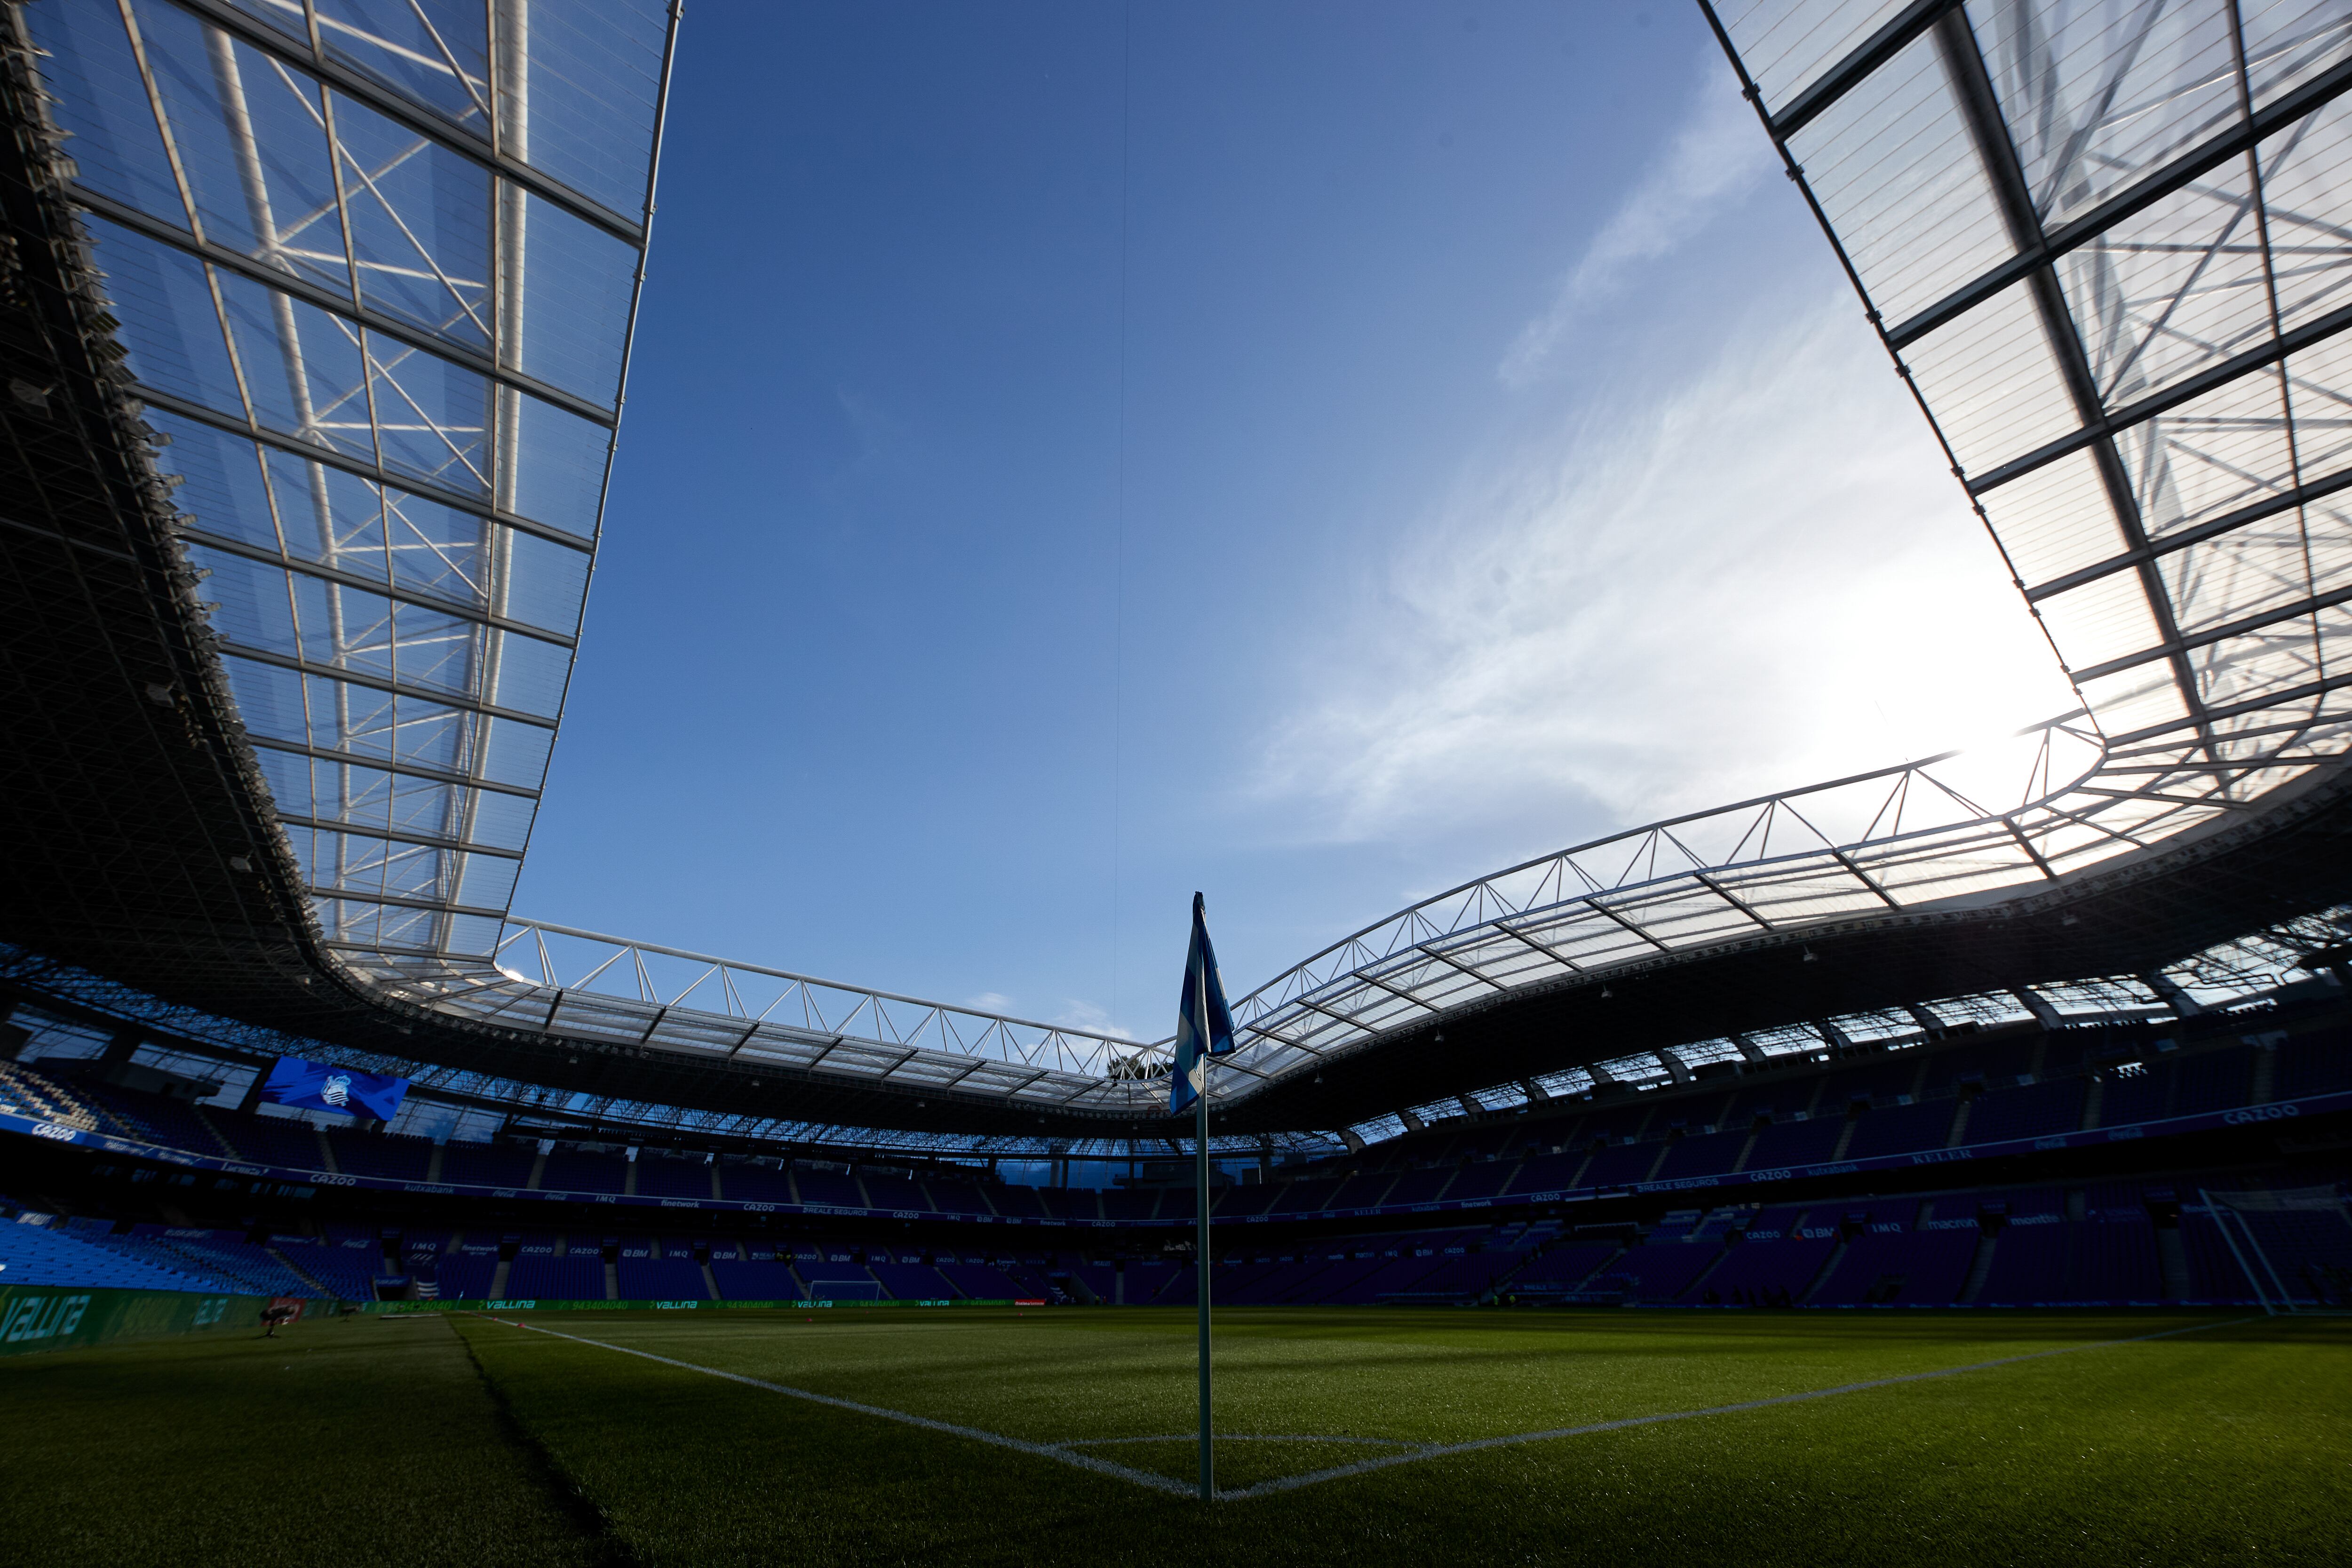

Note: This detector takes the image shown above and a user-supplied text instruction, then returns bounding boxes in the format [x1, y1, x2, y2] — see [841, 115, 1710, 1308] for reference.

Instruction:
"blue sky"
[514, 0, 2079, 1042]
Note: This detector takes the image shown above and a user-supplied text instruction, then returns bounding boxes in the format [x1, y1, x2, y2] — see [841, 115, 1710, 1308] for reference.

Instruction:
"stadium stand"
[437, 1144, 537, 1189]
[71, 1227, 327, 1298]
[323, 1130, 434, 1183]
[435, 1253, 499, 1301]
[209, 1112, 329, 1171]
[938, 1261, 1026, 1299]
[1843, 1101, 1955, 1161]
[0, 1018, 2346, 1316]
[869, 1261, 954, 1299]
[718, 1162, 797, 1204]
[711, 1258, 802, 1300]
[0, 1217, 240, 1292]
[1739, 1115, 1845, 1170]
[1651, 1129, 1747, 1181]
[1806, 1226, 1978, 1307]
[637, 1157, 715, 1201]
[1701, 1234, 1839, 1307]
[273, 1236, 382, 1300]
[1506, 1242, 1619, 1296]
[862, 1174, 933, 1212]
[1443, 1161, 1518, 1202]
[986, 1182, 1048, 1219]
[508, 1257, 606, 1299]
[540, 1153, 626, 1195]
[1587, 1240, 1721, 1304]
[1967, 1080, 2088, 1145]
[793, 1167, 866, 1209]
[918, 1177, 987, 1216]
[616, 1257, 707, 1299]
[71, 1083, 232, 1156]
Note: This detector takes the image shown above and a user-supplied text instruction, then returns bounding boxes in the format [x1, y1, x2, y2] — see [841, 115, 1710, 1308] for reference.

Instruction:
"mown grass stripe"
[478, 1313, 2256, 1503]
[477, 1314, 1199, 1497]
[1226, 1314, 2258, 1498]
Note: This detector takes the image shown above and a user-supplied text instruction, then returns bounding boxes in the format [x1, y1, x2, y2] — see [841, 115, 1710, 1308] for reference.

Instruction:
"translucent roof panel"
[1719, 0, 2352, 753]
[32, 0, 678, 963]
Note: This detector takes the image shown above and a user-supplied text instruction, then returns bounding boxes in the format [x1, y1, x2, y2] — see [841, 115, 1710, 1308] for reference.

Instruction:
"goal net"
[2198, 1186, 2352, 1313]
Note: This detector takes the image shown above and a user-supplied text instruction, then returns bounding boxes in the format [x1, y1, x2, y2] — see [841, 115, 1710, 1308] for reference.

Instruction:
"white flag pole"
[1195, 939, 1214, 1501]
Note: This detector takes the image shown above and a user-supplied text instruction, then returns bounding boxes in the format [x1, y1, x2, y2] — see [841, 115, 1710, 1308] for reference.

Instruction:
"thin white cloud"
[1051, 998, 1134, 1041]
[1499, 64, 1776, 388]
[967, 991, 1134, 1041]
[1254, 296, 2080, 849]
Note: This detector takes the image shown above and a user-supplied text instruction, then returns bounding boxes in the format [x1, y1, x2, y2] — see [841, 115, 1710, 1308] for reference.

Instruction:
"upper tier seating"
[1843, 1100, 1955, 1160]
[73, 1083, 231, 1154]
[539, 1153, 625, 1195]
[1740, 1116, 1843, 1170]
[986, 1182, 1047, 1218]
[325, 1129, 433, 1182]
[210, 1112, 329, 1170]
[1382, 1167, 1461, 1203]
[438, 1144, 537, 1188]
[1578, 1142, 1663, 1188]
[2170, 1048, 2254, 1116]
[1651, 1128, 1748, 1181]
[2278, 1031, 2352, 1099]
[1966, 1078, 2087, 1143]
[862, 1175, 933, 1212]
[717, 1162, 795, 1203]
[636, 1157, 715, 1200]
[792, 1169, 865, 1208]
[1443, 1161, 1519, 1202]
[1098, 1187, 1161, 1221]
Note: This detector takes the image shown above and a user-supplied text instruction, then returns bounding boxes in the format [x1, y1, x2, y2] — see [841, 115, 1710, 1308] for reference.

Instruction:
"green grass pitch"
[4, 1307, 2347, 1566]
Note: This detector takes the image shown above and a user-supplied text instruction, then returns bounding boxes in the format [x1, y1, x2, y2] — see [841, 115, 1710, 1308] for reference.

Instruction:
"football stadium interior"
[3, 0, 2351, 1563]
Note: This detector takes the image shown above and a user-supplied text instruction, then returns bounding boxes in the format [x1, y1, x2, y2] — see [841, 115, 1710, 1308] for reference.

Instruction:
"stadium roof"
[8, 0, 2352, 1143]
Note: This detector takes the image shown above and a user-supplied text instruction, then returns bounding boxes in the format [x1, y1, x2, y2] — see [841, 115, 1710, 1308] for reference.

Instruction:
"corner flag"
[1168, 892, 1236, 1115]
[1171, 891, 1235, 1502]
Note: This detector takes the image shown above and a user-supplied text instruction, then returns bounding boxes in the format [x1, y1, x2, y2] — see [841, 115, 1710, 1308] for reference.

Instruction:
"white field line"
[474, 1313, 2257, 1503]
[1057, 1433, 1423, 1450]
[477, 1314, 1199, 1497]
[1223, 1315, 2259, 1498]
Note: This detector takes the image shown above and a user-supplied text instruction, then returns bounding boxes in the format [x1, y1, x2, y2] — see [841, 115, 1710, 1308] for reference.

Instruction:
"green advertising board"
[0, 1284, 278, 1356]
[367, 1297, 1019, 1313]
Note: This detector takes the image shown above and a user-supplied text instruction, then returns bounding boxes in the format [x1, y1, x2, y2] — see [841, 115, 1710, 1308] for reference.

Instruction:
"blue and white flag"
[1169, 892, 1238, 1115]
[260, 1056, 409, 1121]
